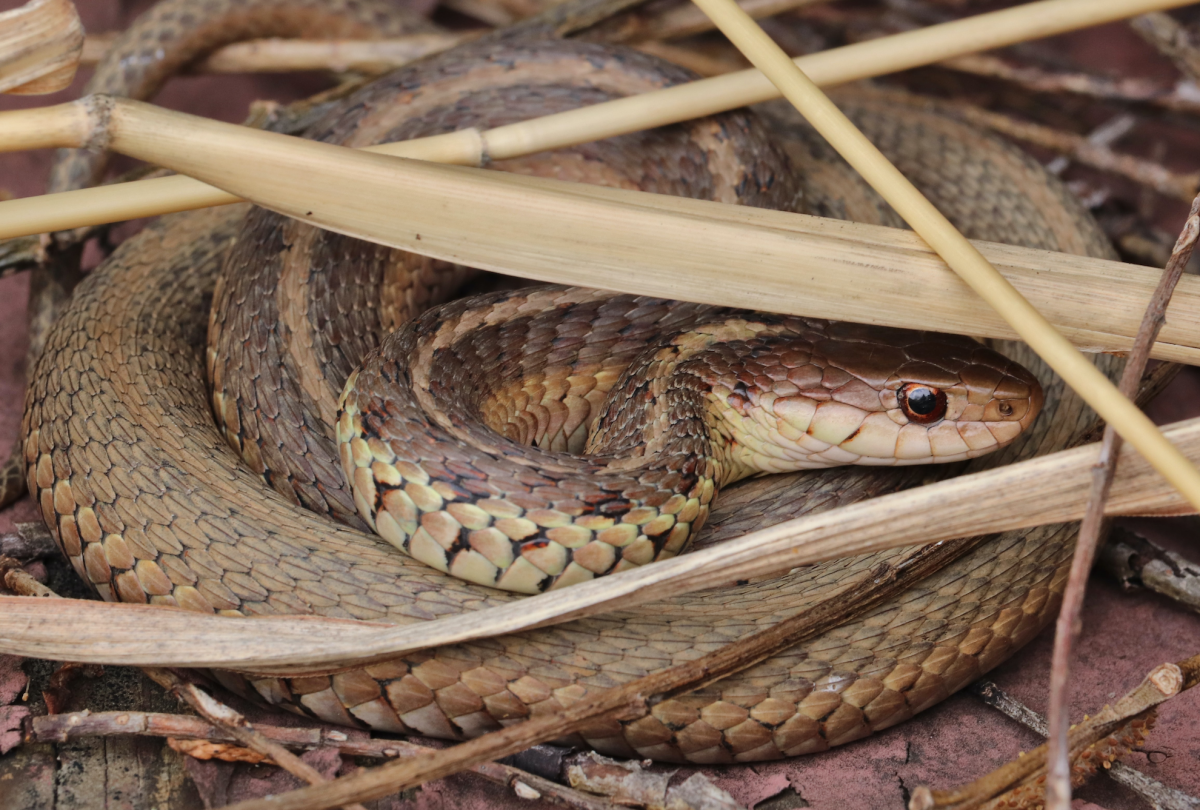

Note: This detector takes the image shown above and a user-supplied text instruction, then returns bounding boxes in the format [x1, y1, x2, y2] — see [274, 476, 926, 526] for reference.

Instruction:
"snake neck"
[581, 318, 854, 491]
[582, 318, 768, 490]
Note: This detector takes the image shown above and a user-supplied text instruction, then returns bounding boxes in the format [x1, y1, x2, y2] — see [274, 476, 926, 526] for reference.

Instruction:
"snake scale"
[17, 0, 1127, 763]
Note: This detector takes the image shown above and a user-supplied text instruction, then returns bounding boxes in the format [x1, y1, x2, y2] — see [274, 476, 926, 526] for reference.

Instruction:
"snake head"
[873, 333, 1044, 464]
[702, 319, 1044, 477]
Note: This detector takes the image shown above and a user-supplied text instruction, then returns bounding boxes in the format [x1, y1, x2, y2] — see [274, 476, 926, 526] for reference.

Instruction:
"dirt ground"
[1, 1, 1198, 808]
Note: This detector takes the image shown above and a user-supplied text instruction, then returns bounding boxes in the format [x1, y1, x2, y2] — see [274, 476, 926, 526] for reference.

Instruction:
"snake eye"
[900, 384, 947, 424]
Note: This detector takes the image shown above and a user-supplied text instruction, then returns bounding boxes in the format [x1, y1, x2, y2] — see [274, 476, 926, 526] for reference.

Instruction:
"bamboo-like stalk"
[687, 0, 1200, 510]
[0, 0, 83, 95]
[0, 95, 92, 150]
[9, 99, 1200, 365]
[0, 413, 1197, 674]
[11, 97, 1200, 358]
[0, 0, 1192, 238]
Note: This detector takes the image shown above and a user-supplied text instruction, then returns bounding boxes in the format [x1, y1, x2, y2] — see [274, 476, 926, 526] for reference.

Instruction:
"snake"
[16, 0, 1127, 764]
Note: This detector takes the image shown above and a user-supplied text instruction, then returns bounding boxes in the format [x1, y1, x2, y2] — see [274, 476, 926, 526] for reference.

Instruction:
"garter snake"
[18, 0, 1127, 762]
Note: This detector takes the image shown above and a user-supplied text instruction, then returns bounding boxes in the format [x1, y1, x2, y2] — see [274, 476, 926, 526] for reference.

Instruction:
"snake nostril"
[999, 402, 1014, 417]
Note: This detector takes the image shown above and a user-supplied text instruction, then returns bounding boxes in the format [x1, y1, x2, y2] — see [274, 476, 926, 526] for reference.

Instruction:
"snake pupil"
[908, 387, 937, 414]
[900, 384, 948, 424]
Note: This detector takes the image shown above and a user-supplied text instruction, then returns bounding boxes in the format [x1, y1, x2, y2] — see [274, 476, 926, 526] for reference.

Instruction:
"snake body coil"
[337, 287, 1041, 592]
[21, 0, 1123, 762]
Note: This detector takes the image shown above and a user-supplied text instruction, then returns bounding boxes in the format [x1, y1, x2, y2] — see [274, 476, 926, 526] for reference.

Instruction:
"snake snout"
[981, 359, 1044, 442]
[903, 349, 1044, 462]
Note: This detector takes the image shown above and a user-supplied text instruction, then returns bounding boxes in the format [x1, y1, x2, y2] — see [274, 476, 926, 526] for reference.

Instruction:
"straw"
[0, 0, 82, 95]
[0, 0, 1192, 236]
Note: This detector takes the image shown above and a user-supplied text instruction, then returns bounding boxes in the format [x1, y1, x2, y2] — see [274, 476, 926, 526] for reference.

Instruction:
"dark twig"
[26, 710, 623, 810]
[1099, 525, 1200, 615]
[910, 660, 1187, 810]
[1045, 194, 1200, 810]
[971, 679, 1200, 810]
[939, 53, 1200, 115]
[950, 104, 1198, 202]
[143, 668, 369, 810]
[0, 523, 57, 560]
[1044, 113, 1138, 177]
[1132, 12, 1200, 84]
[841, 84, 1200, 202]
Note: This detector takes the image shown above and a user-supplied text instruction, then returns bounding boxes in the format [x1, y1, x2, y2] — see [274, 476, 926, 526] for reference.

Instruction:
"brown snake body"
[0, 0, 435, 507]
[19, 0, 1127, 762]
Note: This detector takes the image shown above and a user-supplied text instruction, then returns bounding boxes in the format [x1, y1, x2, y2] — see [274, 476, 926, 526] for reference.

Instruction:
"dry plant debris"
[971, 679, 1200, 810]
[1100, 525, 1200, 614]
[911, 658, 1194, 809]
[0, 0, 83, 95]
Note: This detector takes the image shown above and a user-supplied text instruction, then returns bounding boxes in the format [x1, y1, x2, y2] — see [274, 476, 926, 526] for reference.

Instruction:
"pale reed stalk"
[7, 98, 1200, 364]
[0, 0, 1192, 235]
[0, 0, 83, 95]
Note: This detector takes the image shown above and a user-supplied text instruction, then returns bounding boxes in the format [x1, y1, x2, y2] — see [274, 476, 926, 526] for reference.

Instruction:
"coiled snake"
[18, 0, 1125, 763]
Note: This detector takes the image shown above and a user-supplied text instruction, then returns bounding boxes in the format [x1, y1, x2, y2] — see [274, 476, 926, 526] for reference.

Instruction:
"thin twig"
[1045, 112, 1138, 177]
[939, 52, 1200, 114]
[1099, 525, 1200, 614]
[1132, 11, 1200, 83]
[971, 679, 1200, 810]
[910, 660, 1187, 809]
[26, 710, 622, 810]
[1045, 193, 1200, 810]
[144, 668, 369, 810]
